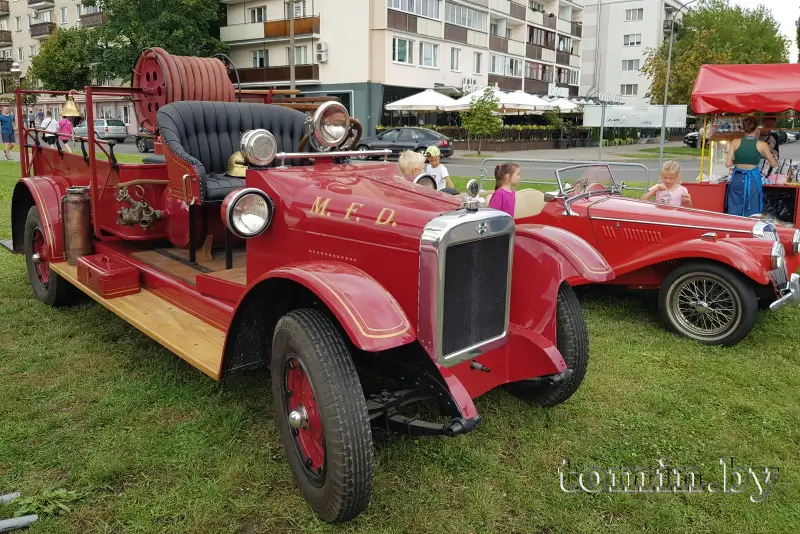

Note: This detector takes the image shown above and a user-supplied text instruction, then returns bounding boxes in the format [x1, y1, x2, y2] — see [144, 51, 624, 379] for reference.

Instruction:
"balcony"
[543, 13, 557, 29]
[556, 51, 570, 65]
[509, 2, 526, 20]
[0, 58, 13, 72]
[571, 21, 582, 38]
[0, 2, 9, 16]
[488, 74, 522, 91]
[0, 29, 11, 46]
[234, 64, 320, 85]
[264, 16, 320, 38]
[526, 44, 543, 60]
[80, 12, 107, 28]
[27, 0, 54, 7]
[489, 36, 526, 56]
[30, 22, 55, 39]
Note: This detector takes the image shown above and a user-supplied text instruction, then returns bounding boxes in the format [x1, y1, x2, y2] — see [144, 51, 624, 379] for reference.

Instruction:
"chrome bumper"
[769, 273, 800, 312]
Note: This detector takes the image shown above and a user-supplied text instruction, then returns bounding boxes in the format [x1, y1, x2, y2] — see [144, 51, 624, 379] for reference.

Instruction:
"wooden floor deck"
[132, 247, 246, 286]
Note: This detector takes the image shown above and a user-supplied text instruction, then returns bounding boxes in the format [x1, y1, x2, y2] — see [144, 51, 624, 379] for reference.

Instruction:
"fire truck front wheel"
[23, 206, 78, 307]
[271, 308, 374, 523]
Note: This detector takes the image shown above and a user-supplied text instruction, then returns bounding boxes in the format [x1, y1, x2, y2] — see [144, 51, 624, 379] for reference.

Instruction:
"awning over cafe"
[691, 63, 800, 115]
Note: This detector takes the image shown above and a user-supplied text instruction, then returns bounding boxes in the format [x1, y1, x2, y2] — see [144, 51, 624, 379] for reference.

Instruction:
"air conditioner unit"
[316, 51, 328, 63]
[316, 42, 328, 53]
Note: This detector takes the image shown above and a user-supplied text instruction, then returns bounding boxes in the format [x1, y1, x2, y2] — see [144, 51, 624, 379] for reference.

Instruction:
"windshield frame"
[556, 163, 623, 216]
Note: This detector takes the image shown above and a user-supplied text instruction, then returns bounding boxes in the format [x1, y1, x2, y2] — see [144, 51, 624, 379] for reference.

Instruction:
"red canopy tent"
[691, 63, 800, 115]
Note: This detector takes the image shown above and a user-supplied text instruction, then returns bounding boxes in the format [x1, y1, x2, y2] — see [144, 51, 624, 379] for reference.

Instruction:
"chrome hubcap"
[288, 405, 309, 430]
[31, 252, 41, 264]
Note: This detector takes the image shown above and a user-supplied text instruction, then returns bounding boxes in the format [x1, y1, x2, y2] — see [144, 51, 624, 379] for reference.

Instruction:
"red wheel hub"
[285, 358, 325, 474]
[32, 227, 49, 285]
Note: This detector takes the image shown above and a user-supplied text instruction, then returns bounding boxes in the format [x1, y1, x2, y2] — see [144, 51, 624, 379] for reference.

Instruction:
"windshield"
[106, 120, 126, 126]
[556, 164, 617, 197]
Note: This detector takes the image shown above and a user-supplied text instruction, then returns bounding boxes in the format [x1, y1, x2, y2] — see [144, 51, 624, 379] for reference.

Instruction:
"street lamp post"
[286, 0, 304, 90]
[659, 0, 699, 166]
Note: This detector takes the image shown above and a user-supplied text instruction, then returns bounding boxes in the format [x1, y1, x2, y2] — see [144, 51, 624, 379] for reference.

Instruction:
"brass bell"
[226, 151, 247, 177]
[61, 91, 82, 118]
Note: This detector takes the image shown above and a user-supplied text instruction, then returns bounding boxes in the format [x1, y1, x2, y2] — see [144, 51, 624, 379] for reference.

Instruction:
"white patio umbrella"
[548, 98, 580, 112]
[443, 86, 506, 112]
[384, 89, 457, 111]
[497, 90, 554, 112]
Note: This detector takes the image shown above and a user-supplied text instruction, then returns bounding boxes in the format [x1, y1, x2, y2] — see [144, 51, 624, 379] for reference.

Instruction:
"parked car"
[356, 127, 453, 159]
[134, 130, 155, 152]
[73, 119, 130, 143]
[683, 131, 709, 149]
[785, 131, 797, 143]
[487, 162, 800, 346]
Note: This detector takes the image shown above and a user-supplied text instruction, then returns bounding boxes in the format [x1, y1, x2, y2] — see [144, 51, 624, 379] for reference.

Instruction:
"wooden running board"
[51, 263, 225, 380]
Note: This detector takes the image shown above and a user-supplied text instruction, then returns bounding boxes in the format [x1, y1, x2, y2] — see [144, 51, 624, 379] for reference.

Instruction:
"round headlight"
[240, 129, 277, 167]
[312, 101, 350, 148]
[221, 188, 274, 239]
[792, 229, 800, 255]
[771, 241, 785, 270]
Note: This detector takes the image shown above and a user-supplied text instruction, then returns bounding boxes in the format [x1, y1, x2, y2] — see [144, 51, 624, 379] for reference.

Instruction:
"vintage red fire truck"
[5, 49, 614, 522]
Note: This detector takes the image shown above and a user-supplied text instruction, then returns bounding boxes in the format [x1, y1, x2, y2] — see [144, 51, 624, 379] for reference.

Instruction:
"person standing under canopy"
[724, 117, 777, 217]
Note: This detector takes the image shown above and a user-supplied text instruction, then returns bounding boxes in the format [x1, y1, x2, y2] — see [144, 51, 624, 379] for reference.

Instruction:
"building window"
[14, 17, 20, 32]
[489, 23, 498, 36]
[0, 21, 6, 31]
[388, 0, 439, 20]
[419, 42, 438, 67]
[557, 67, 569, 84]
[450, 47, 460, 71]
[17, 47, 23, 62]
[489, 55, 520, 77]
[120, 105, 130, 124]
[445, 2, 488, 32]
[623, 34, 641, 47]
[529, 1, 545, 12]
[29, 45, 36, 58]
[570, 70, 579, 85]
[525, 61, 542, 79]
[506, 57, 521, 77]
[473, 52, 482, 74]
[392, 37, 413, 63]
[558, 36, 571, 52]
[60, 7, 67, 24]
[622, 59, 640, 71]
[285, 0, 306, 19]
[286, 45, 308, 65]
[625, 8, 643, 21]
[252, 50, 268, 68]
[84, 4, 100, 14]
[76, 4, 81, 18]
[489, 54, 502, 75]
[528, 27, 545, 46]
[621, 84, 638, 96]
[505, 28, 512, 39]
[249, 7, 266, 24]
[40, 10, 52, 23]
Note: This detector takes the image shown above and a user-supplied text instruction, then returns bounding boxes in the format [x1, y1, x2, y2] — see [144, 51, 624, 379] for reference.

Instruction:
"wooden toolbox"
[76, 254, 141, 298]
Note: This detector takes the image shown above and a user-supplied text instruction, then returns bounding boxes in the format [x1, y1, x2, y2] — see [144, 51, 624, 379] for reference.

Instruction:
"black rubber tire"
[415, 147, 427, 154]
[117, 138, 125, 144]
[416, 176, 437, 190]
[658, 261, 757, 346]
[507, 283, 589, 407]
[136, 138, 147, 152]
[23, 206, 78, 307]
[272, 309, 373, 523]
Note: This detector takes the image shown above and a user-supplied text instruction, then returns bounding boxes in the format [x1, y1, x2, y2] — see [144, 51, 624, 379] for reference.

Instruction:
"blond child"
[397, 150, 426, 178]
[641, 160, 692, 207]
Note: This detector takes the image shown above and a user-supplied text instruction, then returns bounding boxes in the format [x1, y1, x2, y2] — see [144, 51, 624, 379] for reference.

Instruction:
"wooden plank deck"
[132, 248, 246, 285]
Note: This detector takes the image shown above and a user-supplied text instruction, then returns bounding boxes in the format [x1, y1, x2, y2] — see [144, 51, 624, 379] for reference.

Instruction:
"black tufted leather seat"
[157, 101, 308, 202]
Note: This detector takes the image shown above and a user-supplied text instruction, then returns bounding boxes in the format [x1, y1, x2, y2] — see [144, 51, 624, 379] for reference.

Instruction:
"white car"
[73, 119, 129, 143]
[786, 132, 797, 143]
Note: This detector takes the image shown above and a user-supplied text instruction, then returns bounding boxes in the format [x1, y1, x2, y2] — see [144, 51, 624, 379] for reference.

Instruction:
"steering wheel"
[343, 118, 363, 151]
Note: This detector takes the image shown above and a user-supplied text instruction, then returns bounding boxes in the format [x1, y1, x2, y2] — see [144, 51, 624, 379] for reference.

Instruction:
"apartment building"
[580, 0, 685, 104]
[0, 0, 138, 132]
[220, 0, 586, 134]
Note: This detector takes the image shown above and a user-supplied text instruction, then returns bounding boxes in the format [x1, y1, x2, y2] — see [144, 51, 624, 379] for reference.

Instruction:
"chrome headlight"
[312, 101, 350, 148]
[771, 241, 785, 270]
[240, 129, 277, 167]
[792, 229, 800, 255]
[221, 188, 275, 239]
[752, 221, 777, 241]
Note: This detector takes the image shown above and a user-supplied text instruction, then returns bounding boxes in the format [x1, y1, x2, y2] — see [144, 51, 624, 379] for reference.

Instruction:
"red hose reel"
[131, 47, 236, 132]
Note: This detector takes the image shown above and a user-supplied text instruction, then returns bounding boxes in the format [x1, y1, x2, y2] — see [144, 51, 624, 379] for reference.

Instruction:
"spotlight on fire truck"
[221, 188, 275, 239]
[312, 101, 350, 149]
[240, 129, 278, 167]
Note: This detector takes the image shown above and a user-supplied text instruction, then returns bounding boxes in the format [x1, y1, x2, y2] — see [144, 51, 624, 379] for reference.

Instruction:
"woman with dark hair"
[724, 117, 777, 217]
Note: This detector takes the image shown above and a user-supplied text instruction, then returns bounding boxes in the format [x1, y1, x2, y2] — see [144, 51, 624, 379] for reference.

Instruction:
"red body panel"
[525, 194, 789, 291]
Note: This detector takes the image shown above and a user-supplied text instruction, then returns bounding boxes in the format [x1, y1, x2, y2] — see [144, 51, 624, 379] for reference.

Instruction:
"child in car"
[641, 160, 692, 207]
[397, 150, 427, 181]
[488, 163, 521, 217]
[424, 145, 454, 191]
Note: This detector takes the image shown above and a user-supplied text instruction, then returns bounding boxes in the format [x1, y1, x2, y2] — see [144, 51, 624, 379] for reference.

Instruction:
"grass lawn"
[616, 147, 703, 159]
[1, 162, 799, 533]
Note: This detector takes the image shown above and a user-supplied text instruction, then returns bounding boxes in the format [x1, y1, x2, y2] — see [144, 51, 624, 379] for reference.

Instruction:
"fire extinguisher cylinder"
[63, 186, 93, 265]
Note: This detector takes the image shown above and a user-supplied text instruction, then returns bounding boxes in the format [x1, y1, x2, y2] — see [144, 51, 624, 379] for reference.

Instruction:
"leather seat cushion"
[206, 173, 246, 201]
[157, 101, 309, 202]
[514, 189, 546, 219]
[142, 154, 166, 164]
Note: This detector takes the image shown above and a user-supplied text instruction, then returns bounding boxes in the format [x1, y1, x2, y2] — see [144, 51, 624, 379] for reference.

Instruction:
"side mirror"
[544, 191, 559, 202]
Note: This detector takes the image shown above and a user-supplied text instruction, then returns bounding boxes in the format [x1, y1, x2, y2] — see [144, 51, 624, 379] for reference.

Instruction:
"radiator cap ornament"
[463, 179, 480, 212]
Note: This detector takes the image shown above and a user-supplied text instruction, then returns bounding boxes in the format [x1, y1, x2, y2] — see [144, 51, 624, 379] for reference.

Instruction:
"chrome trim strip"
[275, 149, 390, 166]
[590, 216, 754, 235]
[419, 208, 515, 368]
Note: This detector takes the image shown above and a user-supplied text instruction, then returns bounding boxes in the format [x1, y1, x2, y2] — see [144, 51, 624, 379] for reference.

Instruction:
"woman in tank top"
[724, 117, 777, 217]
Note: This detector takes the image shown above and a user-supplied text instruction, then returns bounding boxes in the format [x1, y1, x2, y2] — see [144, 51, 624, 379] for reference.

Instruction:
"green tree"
[642, 0, 788, 107]
[28, 27, 97, 90]
[461, 87, 502, 155]
[82, 0, 228, 82]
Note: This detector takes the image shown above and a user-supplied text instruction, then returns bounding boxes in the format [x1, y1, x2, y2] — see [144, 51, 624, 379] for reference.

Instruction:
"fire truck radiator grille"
[441, 234, 510, 357]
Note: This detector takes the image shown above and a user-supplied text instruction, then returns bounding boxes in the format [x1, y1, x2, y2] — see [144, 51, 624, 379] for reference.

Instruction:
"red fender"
[515, 224, 615, 285]
[611, 237, 774, 286]
[11, 176, 75, 260]
[247, 261, 416, 353]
